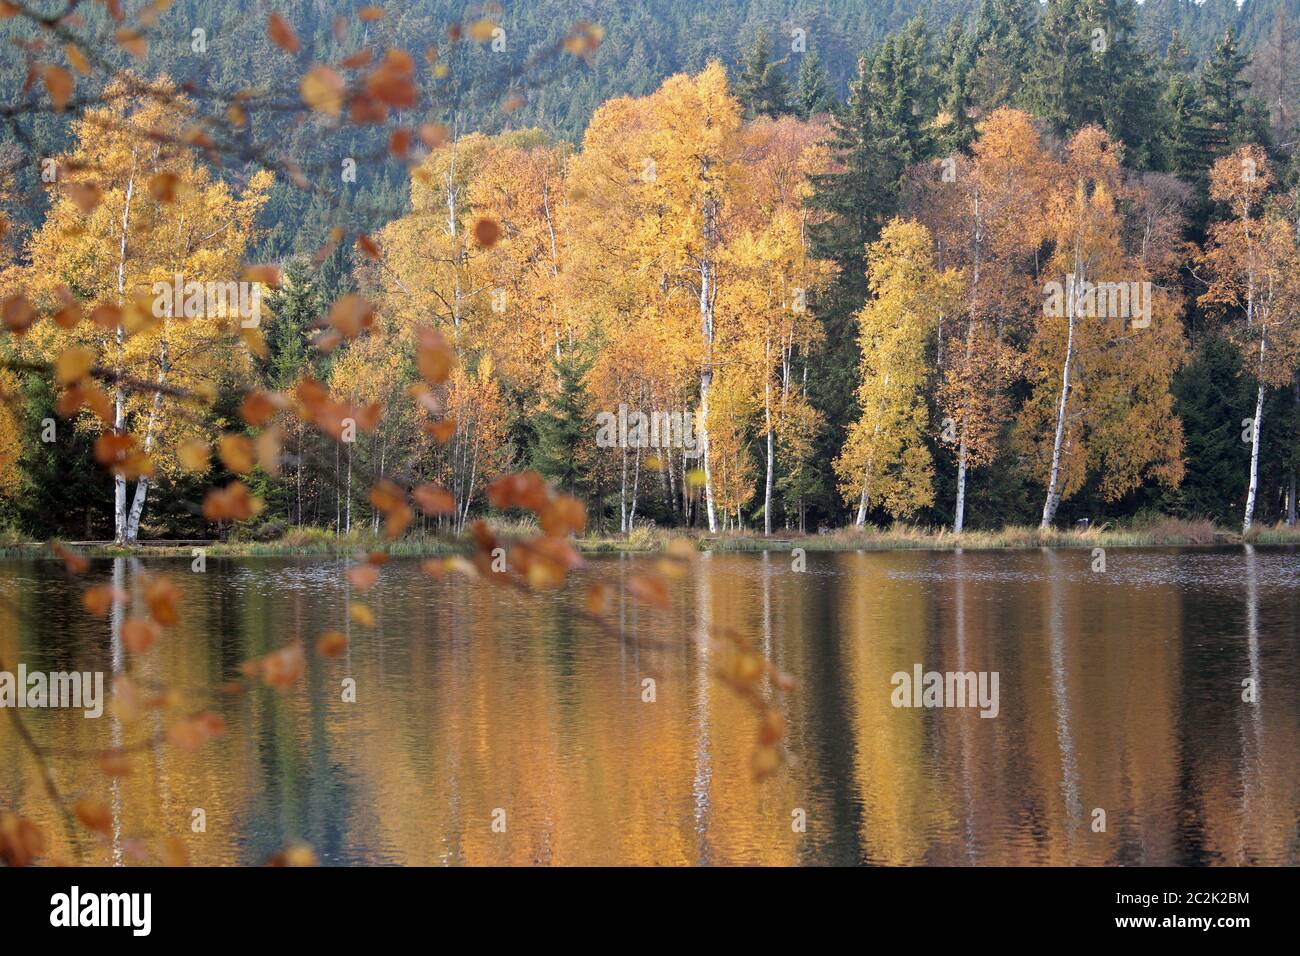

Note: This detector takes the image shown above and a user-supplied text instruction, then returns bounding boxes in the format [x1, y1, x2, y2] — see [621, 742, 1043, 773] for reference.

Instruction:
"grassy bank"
[3, 517, 1300, 560]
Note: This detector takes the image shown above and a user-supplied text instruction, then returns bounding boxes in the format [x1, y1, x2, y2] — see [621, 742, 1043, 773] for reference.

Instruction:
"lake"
[2, 547, 1298, 865]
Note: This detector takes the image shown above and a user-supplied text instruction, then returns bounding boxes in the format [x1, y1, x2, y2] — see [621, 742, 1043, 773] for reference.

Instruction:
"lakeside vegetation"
[7, 516, 1300, 560]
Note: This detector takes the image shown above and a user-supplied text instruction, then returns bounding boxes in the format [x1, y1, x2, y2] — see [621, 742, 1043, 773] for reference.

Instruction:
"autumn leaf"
[0, 813, 43, 867]
[54, 346, 94, 385]
[1, 295, 36, 334]
[584, 583, 613, 617]
[52, 541, 90, 574]
[74, 798, 112, 835]
[388, 127, 411, 158]
[82, 584, 126, 617]
[98, 750, 131, 777]
[418, 123, 450, 148]
[176, 439, 210, 473]
[316, 631, 348, 658]
[64, 181, 102, 214]
[342, 48, 373, 69]
[416, 327, 455, 383]
[40, 65, 74, 111]
[144, 576, 181, 626]
[365, 49, 417, 109]
[259, 641, 306, 689]
[239, 389, 280, 427]
[539, 495, 586, 537]
[268, 14, 300, 52]
[345, 563, 380, 591]
[202, 481, 264, 521]
[238, 266, 279, 291]
[114, 28, 147, 58]
[122, 617, 161, 654]
[472, 217, 502, 248]
[413, 483, 455, 515]
[159, 836, 189, 867]
[301, 66, 345, 116]
[218, 433, 255, 474]
[328, 294, 375, 338]
[468, 19, 497, 42]
[426, 418, 456, 444]
[65, 44, 91, 75]
[148, 172, 179, 202]
[266, 842, 318, 866]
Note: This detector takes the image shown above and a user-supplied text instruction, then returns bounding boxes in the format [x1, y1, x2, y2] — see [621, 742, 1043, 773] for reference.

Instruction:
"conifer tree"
[735, 30, 792, 119]
[533, 348, 596, 499]
[795, 48, 834, 119]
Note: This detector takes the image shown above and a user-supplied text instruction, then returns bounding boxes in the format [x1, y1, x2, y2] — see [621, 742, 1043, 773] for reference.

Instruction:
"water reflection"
[1, 547, 1298, 865]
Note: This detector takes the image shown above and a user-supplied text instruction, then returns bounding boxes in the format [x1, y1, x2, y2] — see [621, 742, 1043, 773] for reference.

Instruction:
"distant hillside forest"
[1, 0, 1299, 540]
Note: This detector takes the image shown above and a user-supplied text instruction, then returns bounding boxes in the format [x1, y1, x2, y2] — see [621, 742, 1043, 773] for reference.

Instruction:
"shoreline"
[3, 521, 1299, 559]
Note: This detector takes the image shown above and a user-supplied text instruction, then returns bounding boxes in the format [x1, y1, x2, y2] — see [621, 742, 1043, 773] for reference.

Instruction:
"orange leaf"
[364, 49, 417, 108]
[327, 294, 375, 338]
[54, 346, 94, 385]
[472, 217, 501, 248]
[74, 798, 112, 835]
[1, 295, 36, 334]
[218, 433, 255, 474]
[122, 617, 161, 654]
[114, 28, 147, 58]
[65, 44, 91, 75]
[301, 66, 345, 116]
[40, 65, 73, 111]
[268, 13, 300, 52]
[316, 631, 348, 657]
[345, 563, 380, 591]
[412, 483, 455, 515]
[64, 181, 102, 214]
[176, 439, 210, 473]
[144, 576, 180, 626]
[52, 541, 89, 574]
[82, 584, 126, 617]
[148, 172, 179, 202]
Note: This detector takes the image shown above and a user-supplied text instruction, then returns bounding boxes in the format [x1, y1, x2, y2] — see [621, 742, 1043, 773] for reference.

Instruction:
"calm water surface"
[2, 547, 1298, 865]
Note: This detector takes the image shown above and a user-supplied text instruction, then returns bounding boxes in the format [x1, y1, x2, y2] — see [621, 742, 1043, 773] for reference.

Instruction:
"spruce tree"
[804, 49, 918, 522]
[795, 48, 834, 119]
[734, 29, 792, 118]
[262, 257, 322, 389]
[533, 349, 595, 497]
[1200, 28, 1251, 158]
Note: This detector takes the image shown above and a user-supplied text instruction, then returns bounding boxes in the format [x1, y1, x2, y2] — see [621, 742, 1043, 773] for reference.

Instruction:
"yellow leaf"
[467, 19, 497, 42]
[54, 346, 94, 385]
[177, 439, 209, 473]
[301, 66, 345, 116]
